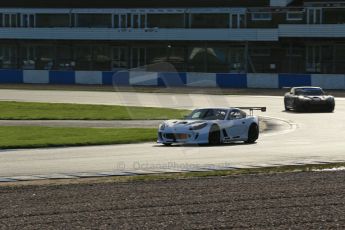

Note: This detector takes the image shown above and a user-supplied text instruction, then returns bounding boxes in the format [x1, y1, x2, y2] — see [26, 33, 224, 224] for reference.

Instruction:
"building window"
[77, 14, 112, 28]
[147, 47, 168, 65]
[286, 46, 304, 57]
[251, 12, 272, 21]
[188, 47, 206, 72]
[191, 14, 229, 28]
[228, 47, 245, 73]
[74, 46, 92, 70]
[250, 47, 271, 56]
[287, 12, 304, 21]
[0, 45, 17, 69]
[2, 14, 19, 27]
[21, 14, 35, 27]
[147, 14, 185, 28]
[93, 46, 111, 71]
[323, 8, 345, 24]
[113, 14, 119, 28]
[112, 47, 128, 69]
[21, 46, 36, 69]
[56, 46, 74, 70]
[131, 47, 146, 68]
[36, 14, 70, 27]
[36, 46, 55, 70]
[206, 47, 228, 73]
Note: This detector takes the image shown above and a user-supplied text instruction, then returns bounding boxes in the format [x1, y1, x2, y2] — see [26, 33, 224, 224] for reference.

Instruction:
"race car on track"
[157, 107, 266, 146]
[284, 86, 335, 112]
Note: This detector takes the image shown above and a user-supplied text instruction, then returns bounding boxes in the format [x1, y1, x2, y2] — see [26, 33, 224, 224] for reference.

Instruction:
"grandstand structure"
[0, 0, 345, 88]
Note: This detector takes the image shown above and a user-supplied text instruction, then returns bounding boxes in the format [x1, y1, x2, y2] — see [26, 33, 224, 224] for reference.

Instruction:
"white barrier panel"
[129, 71, 158, 86]
[75, 71, 102, 85]
[311, 74, 345, 90]
[247, 73, 279, 88]
[186, 72, 217, 87]
[23, 70, 49, 84]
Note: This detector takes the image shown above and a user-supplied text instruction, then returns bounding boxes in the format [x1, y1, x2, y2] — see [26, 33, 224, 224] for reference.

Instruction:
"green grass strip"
[0, 126, 157, 149]
[0, 101, 189, 120]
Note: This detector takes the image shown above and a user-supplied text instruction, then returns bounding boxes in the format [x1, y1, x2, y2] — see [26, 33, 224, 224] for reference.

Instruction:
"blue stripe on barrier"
[102, 72, 114, 85]
[49, 71, 75, 84]
[216, 73, 247, 88]
[103, 71, 129, 86]
[158, 72, 187, 87]
[0, 69, 23, 83]
[279, 74, 311, 88]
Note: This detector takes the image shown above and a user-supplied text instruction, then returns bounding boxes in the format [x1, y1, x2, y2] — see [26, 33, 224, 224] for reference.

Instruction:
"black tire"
[208, 125, 221, 145]
[245, 124, 259, 144]
[284, 101, 289, 111]
[293, 101, 302, 112]
[163, 143, 172, 146]
[326, 105, 335, 113]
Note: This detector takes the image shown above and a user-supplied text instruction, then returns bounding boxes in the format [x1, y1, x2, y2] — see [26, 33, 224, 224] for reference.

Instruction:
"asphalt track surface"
[1, 171, 345, 229]
[0, 89, 345, 180]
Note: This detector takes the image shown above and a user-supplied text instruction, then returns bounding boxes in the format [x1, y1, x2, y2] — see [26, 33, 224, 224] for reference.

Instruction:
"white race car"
[157, 107, 266, 146]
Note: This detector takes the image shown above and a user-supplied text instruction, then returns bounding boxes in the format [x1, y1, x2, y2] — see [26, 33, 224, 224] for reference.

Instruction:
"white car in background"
[157, 107, 266, 146]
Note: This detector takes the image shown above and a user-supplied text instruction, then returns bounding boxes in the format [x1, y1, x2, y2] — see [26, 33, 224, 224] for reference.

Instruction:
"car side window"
[227, 110, 246, 120]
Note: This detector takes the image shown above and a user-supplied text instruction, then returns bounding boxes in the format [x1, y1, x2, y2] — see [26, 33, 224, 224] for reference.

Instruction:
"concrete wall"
[1, 70, 345, 89]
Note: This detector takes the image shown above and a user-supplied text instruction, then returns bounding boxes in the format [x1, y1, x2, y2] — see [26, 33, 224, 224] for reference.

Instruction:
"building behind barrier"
[1, 0, 345, 88]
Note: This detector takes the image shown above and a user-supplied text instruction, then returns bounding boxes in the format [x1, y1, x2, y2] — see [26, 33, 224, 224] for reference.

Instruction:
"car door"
[224, 109, 247, 139]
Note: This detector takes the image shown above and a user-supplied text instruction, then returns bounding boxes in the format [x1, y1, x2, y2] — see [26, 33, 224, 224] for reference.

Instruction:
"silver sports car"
[157, 107, 266, 146]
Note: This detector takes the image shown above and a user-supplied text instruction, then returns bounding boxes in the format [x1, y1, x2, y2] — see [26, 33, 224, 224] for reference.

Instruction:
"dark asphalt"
[0, 171, 345, 229]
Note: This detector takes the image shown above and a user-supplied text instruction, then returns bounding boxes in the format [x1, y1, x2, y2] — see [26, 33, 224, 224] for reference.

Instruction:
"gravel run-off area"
[0, 171, 345, 229]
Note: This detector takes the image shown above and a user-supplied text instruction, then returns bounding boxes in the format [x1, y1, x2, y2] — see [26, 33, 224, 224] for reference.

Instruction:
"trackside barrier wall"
[0, 69, 23, 83]
[1, 69, 345, 89]
[247, 73, 279, 88]
[311, 74, 345, 90]
[23, 70, 49, 84]
[278, 74, 311, 88]
[186, 73, 217, 87]
[129, 71, 158, 86]
[75, 71, 102, 85]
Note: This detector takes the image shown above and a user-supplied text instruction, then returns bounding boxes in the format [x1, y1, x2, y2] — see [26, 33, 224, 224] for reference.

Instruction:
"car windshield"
[295, 88, 324, 96]
[186, 109, 227, 120]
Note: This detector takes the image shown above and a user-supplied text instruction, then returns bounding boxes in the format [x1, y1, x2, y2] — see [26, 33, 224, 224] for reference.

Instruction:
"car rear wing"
[236, 107, 266, 116]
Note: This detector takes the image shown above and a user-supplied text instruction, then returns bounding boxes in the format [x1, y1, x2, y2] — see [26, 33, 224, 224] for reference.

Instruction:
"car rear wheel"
[208, 125, 221, 145]
[245, 124, 259, 144]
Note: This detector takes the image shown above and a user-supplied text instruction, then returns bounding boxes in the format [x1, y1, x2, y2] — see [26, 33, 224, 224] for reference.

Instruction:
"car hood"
[163, 120, 208, 128]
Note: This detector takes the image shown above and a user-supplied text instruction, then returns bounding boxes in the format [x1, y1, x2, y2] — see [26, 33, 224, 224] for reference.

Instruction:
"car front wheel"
[208, 125, 221, 145]
[284, 98, 290, 111]
[326, 105, 335, 113]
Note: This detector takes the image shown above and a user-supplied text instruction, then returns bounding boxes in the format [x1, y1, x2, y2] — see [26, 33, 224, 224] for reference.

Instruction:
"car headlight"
[189, 123, 207, 130]
[298, 96, 310, 100]
[160, 123, 166, 130]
